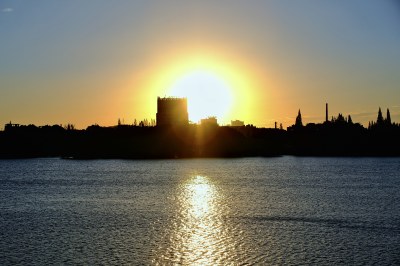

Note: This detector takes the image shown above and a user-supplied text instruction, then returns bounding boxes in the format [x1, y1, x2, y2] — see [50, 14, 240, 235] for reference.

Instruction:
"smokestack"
[326, 103, 328, 122]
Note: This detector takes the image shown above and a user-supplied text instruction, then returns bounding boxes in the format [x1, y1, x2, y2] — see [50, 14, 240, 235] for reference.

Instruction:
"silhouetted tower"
[386, 108, 391, 125]
[326, 103, 328, 122]
[295, 109, 303, 127]
[156, 97, 189, 127]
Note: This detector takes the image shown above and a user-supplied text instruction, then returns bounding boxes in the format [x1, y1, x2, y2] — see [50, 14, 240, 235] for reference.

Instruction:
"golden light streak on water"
[154, 175, 238, 265]
[186, 175, 215, 219]
[182, 175, 217, 265]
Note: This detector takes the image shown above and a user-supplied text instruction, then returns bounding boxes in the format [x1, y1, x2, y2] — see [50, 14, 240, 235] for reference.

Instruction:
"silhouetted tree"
[336, 113, 346, 123]
[348, 115, 353, 124]
[118, 118, 122, 126]
[331, 113, 347, 124]
[64, 124, 75, 130]
[377, 107, 384, 125]
[295, 109, 303, 127]
[386, 108, 391, 125]
[134, 119, 137, 126]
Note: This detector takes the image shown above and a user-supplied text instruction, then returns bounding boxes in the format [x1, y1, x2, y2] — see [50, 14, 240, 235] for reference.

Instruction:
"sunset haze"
[1, 1, 399, 128]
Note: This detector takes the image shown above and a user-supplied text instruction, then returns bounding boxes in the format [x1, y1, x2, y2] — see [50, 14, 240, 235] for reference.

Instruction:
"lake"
[0, 157, 399, 265]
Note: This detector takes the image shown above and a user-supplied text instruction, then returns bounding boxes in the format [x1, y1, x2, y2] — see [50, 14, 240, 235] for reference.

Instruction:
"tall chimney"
[325, 103, 328, 122]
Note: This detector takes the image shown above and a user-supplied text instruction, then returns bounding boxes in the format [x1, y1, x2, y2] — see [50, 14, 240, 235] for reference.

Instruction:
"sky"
[1, 1, 400, 128]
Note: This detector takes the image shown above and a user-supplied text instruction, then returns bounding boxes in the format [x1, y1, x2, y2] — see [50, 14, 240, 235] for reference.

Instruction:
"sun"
[168, 70, 233, 123]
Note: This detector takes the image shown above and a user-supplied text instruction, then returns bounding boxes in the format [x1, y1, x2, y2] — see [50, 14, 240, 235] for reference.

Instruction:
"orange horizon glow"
[138, 51, 268, 126]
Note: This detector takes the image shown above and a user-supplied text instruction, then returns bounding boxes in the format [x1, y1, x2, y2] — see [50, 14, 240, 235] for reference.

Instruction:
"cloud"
[350, 111, 377, 118]
[2, 8, 13, 12]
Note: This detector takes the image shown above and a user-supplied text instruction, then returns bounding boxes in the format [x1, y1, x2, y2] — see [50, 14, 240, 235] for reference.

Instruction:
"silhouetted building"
[295, 109, 303, 127]
[4, 122, 20, 132]
[156, 97, 189, 127]
[200, 116, 218, 126]
[287, 109, 304, 131]
[231, 120, 244, 127]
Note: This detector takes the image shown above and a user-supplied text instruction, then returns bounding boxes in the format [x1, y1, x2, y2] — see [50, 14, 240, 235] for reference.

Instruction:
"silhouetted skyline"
[2, 101, 399, 158]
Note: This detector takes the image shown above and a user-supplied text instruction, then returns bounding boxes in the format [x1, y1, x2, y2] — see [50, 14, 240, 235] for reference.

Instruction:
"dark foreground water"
[0, 157, 399, 265]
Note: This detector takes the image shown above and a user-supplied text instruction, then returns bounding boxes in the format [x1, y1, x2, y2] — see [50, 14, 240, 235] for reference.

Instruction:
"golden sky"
[1, 1, 400, 128]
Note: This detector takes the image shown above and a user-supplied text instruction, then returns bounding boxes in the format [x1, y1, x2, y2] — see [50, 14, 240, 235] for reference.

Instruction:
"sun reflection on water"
[154, 175, 235, 265]
[179, 175, 217, 265]
[186, 175, 215, 219]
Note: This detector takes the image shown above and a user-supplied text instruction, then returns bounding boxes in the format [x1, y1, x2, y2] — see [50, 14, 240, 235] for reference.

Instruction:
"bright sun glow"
[168, 70, 233, 123]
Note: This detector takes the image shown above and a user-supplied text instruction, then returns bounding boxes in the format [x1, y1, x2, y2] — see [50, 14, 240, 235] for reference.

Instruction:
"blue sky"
[1, 1, 399, 127]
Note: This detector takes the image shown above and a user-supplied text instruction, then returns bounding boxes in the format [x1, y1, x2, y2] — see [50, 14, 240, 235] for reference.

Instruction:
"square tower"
[156, 97, 189, 126]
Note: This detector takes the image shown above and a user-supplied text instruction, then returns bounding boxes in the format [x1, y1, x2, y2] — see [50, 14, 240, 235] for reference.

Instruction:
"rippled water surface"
[1, 157, 399, 265]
